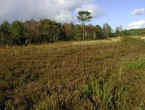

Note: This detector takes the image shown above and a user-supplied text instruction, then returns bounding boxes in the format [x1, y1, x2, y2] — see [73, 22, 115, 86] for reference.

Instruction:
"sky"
[0, 0, 145, 29]
[94, 0, 145, 29]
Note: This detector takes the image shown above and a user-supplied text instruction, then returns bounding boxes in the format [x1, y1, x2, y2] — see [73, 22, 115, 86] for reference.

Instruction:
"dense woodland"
[0, 19, 145, 46]
[0, 19, 114, 46]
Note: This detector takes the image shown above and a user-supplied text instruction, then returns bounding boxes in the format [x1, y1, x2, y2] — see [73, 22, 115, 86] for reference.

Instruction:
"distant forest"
[0, 19, 145, 46]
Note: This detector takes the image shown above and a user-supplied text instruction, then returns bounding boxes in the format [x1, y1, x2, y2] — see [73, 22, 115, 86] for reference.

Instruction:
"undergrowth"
[0, 36, 145, 110]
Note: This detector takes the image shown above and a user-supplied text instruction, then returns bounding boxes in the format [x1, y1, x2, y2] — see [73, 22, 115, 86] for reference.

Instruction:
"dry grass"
[0, 36, 145, 110]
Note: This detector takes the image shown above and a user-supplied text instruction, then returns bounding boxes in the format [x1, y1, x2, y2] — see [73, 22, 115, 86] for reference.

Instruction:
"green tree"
[0, 21, 11, 45]
[73, 24, 82, 40]
[77, 11, 93, 40]
[40, 19, 51, 42]
[10, 21, 25, 45]
[103, 23, 112, 38]
[116, 25, 122, 36]
[24, 19, 41, 44]
[63, 23, 74, 40]
[95, 25, 103, 39]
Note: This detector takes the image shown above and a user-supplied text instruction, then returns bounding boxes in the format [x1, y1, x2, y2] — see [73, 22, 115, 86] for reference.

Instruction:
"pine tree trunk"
[82, 23, 85, 40]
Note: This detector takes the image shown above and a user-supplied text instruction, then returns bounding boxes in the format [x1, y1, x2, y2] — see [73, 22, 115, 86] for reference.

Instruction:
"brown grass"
[0, 37, 145, 110]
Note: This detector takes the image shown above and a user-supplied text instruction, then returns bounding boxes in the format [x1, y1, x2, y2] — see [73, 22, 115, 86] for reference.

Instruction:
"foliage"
[77, 11, 93, 23]
[103, 23, 112, 38]
[0, 21, 12, 45]
[120, 36, 145, 44]
[120, 28, 145, 36]
[125, 58, 145, 72]
[81, 77, 130, 110]
[0, 19, 108, 46]
[115, 26, 122, 36]
[10, 21, 25, 45]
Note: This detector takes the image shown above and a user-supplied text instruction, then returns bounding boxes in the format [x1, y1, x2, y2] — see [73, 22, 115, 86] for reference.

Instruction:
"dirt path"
[72, 37, 121, 46]
[72, 36, 145, 46]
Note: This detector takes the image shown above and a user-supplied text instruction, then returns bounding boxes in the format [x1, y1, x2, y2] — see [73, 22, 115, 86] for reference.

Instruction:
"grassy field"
[0, 37, 145, 110]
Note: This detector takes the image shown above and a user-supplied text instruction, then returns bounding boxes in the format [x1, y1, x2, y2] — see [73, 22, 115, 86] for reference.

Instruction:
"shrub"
[125, 58, 145, 72]
[80, 75, 130, 110]
[120, 37, 145, 44]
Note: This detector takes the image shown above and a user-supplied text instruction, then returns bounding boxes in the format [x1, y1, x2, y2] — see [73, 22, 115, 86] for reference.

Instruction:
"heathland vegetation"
[1, 36, 145, 110]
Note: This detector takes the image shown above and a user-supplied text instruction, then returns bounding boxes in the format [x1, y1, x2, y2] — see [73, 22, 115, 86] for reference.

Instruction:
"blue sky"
[0, 0, 145, 29]
[91, 0, 145, 29]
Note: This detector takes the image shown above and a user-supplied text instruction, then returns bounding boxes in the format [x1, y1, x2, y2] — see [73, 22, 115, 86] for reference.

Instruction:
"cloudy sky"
[0, 0, 145, 29]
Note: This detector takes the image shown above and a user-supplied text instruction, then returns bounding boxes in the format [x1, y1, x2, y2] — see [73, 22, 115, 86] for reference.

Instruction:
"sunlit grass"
[0, 36, 145, 110]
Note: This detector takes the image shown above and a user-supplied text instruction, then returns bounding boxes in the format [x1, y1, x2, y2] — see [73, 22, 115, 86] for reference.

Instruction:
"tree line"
[0, 9, 145, 46]
[0, 19, 114, 46]
[121, 28, 145, 36]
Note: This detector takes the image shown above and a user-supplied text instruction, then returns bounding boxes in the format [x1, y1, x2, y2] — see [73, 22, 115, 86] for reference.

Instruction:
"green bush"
[80, 76, 130, 110]
[120, 37, 145, 44]
[125, 58, 145, 72]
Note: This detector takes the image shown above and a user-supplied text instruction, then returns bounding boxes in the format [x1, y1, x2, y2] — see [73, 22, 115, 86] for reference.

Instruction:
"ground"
[0, 36, 145, 110]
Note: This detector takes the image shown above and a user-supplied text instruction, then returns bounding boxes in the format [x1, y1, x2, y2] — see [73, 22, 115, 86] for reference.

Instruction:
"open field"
[1, 36, 145, 110]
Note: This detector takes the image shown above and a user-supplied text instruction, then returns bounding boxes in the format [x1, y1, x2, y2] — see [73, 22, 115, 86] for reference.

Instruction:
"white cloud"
[131, 8, 145, 16]
[0, 0, 103, 23]
[127, 20, 145, 29]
